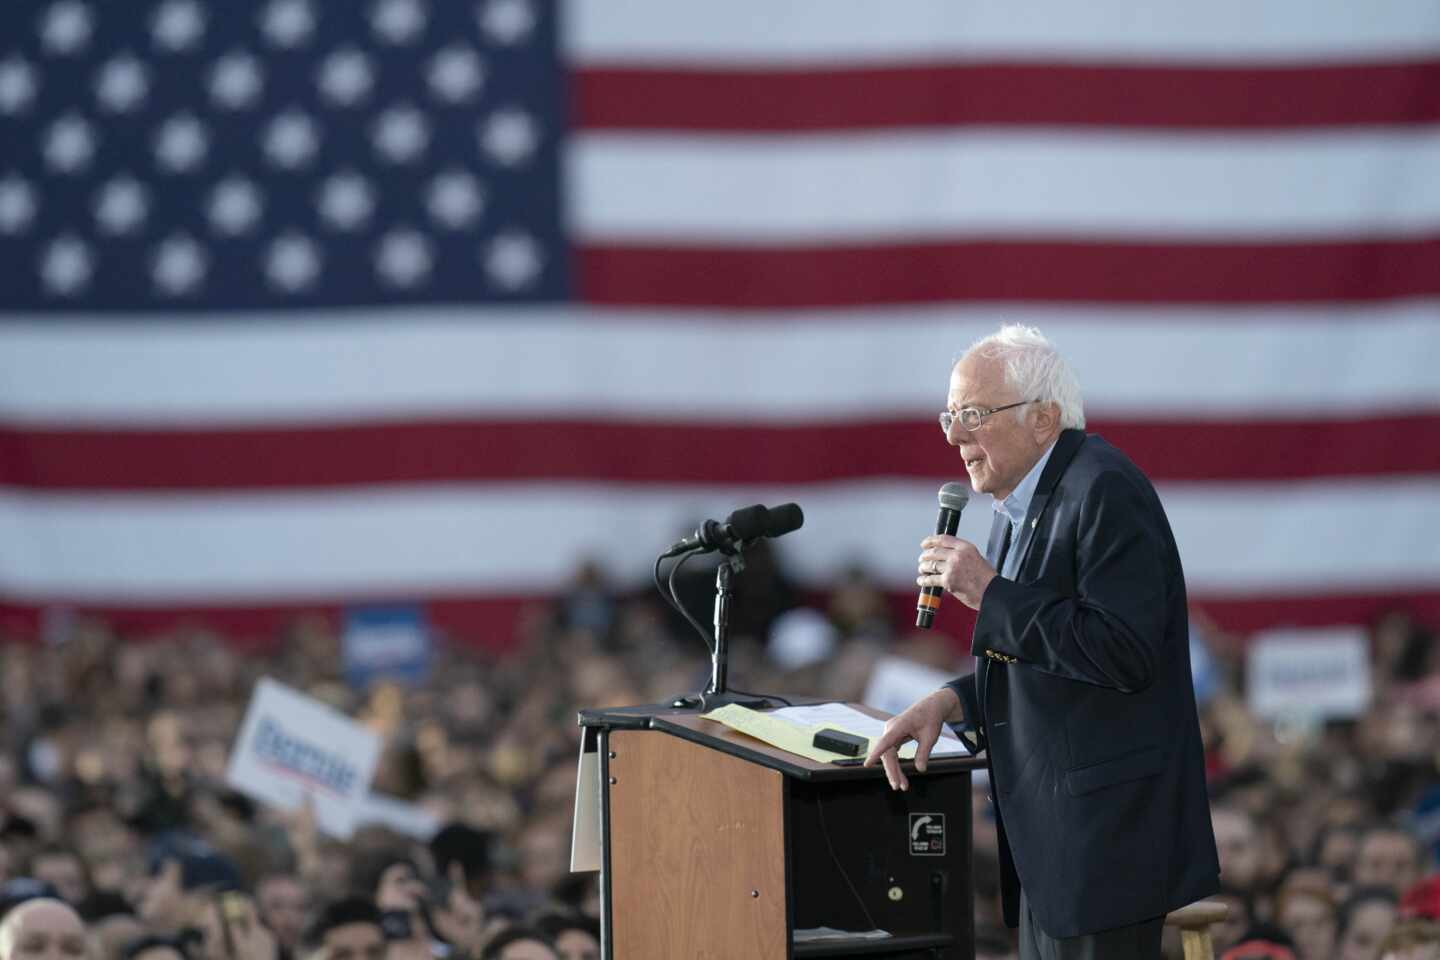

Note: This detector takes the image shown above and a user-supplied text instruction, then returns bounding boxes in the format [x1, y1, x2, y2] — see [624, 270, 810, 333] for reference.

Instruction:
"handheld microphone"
[916, 482, 969, 628]
[663, 504, 771, 557]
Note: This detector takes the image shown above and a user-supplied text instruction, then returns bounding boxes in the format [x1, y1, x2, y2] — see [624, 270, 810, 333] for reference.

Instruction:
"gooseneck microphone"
[663, 504, 771, 557]
[662, 502, 804, 558]
[916, 481, 970, 628]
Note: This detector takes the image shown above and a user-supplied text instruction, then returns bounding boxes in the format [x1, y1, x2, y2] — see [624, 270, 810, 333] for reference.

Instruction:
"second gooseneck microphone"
[916, 481, 970, 628]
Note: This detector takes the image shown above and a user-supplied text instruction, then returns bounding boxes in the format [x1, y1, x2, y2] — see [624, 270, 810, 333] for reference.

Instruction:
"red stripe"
[577, 238, 1440, 308]
[3, 414, 1438, 491]
[3, 587, 1436, 650]
[886, 588, 1440, 640]
[576, 61, 1440, 132]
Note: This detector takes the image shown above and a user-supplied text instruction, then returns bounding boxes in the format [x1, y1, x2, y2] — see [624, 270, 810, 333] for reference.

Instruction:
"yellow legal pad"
[701, 702, 931, 763]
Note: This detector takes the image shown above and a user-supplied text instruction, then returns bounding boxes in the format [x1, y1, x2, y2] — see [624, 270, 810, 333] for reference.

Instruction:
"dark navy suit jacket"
[946, 428, 1219, 938]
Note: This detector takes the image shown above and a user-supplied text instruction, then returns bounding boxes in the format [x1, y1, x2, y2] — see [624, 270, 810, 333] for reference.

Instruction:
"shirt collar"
[993, 439, 1058, 526]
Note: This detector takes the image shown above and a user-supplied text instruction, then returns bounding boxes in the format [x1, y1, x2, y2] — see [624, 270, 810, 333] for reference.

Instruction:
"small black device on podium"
[813, 727, 868, 756]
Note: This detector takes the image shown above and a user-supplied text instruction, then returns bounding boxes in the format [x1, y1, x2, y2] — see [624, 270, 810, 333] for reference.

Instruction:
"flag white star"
[372, 105, 429, 164]
[260, 0, 315, 49]
[95, 176, 149, 235]
[265, 233, 322, 292]
[426, 169, 484, 229]
[45, 114, 96, 174]
[376, 229, 433, 288]
[479, 107, 537, 167]
[40, 235, 93, 296]
[152, 233, 207, 295]
[155, 113, 208, 173]
[152, 0, 205, 52]
[0, 56, 38, 115]
[317, 172, 374, 231]
[317, 48, 373, 107]
[0, 176, 38, 235]
[40, 2, 94, 56]
[210, 52, 264, 110]
[265, 110, 320, 169]
[485, 230, 541, 290]
[428, 46, 485, 104]
[371, 0, 426, 45]
[478, 0, 535, 46]
[96, 54, 149, 113]
[208, 177, 263, 235]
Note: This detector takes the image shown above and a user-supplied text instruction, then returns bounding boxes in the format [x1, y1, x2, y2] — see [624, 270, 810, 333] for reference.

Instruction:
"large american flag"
[2, 0, 1438, 646]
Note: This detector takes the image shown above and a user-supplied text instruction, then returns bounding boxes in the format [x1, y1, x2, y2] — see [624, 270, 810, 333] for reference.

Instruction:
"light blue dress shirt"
[993, 440, 1057, 579]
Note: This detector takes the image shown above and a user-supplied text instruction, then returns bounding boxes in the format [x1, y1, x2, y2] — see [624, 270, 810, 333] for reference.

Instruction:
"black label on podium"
[908, 813, 946, 856]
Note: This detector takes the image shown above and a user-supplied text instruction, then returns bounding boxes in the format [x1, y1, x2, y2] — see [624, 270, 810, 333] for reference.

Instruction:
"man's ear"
[1032, 401, 1060, 438]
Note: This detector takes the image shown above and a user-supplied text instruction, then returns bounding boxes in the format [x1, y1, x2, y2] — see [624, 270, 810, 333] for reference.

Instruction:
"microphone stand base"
[668, 691, 774, 712]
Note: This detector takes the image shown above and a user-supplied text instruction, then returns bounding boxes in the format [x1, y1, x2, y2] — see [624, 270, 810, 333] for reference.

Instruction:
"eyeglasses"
[939, 400, 1035, 433]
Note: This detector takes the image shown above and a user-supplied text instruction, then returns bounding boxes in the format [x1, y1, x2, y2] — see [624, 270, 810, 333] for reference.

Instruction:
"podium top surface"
[579, 701, 984, 782]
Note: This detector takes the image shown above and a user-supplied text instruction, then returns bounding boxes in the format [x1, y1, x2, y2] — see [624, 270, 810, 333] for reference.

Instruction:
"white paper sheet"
[772, 703, 970, 757]
[570, 735, 602, 872]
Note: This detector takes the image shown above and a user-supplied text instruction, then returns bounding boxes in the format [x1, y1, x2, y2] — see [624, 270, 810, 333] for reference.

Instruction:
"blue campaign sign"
[342, 605, 433, 689]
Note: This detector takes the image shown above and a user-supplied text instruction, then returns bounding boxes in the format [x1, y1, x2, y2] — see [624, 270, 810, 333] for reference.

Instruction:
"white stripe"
[565, 0, 1440, 65]
[0, 305, 1437, 425]
[1, 479, 1436, 601]
[572, 130, 1440, 242]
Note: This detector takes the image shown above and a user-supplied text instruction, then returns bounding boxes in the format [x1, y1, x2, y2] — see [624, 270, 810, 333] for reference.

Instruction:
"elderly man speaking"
[866, 325, 1219, 959]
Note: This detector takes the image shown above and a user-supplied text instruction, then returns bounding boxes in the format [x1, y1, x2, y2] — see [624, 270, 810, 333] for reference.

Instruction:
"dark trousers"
[1018, 890, 1164, 960]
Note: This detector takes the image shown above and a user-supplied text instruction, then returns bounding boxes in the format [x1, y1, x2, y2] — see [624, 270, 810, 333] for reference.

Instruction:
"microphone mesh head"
[938, 481, 970, 511]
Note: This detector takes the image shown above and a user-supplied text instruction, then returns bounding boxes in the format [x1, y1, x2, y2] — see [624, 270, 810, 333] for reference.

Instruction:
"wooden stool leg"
[1180, 927, 1214, 960]
[1165, 900, 1228, 960]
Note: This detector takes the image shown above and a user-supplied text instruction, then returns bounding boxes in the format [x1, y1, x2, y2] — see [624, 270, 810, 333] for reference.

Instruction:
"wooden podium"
[577, 703, 984, 960]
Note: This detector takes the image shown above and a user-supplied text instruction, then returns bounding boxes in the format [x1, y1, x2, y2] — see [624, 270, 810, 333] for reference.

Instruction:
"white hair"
[961, 324, 1086, 430]
[0, 899, 86, 960]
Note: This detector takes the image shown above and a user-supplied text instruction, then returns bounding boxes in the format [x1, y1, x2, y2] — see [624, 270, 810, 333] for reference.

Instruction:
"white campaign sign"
[1247, 627, 1372, 721]
[225, 677, 382, 839]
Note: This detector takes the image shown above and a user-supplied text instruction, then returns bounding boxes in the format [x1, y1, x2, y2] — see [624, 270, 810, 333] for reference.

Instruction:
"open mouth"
[964, 457, 984, 468]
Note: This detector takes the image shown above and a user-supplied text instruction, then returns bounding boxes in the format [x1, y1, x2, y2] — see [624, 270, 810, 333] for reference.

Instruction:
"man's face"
[2, 900, 88, 960]
[376, 864, 425, 912]
[31, 855, 86, 906]
[321, 923, 385, 960]
[1337, 900, 1397, 960]
[945, 355, 1050, 502]
[256, 876, 308, 949]
[1353, 831, 1420, 895]
[1211, 808, 1261, 890]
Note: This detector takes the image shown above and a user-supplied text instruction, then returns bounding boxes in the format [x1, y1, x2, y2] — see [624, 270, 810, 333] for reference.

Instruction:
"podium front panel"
[608, 728, 788, 959]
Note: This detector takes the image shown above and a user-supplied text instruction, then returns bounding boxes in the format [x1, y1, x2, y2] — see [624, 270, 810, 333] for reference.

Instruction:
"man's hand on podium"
[863, 687, 962, 792]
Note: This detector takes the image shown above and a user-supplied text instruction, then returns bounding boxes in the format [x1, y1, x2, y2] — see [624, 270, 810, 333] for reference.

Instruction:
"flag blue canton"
[0, 0, 566, 311]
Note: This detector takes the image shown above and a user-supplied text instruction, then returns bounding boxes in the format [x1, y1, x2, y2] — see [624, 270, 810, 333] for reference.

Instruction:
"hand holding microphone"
[914, 481, 998, 624]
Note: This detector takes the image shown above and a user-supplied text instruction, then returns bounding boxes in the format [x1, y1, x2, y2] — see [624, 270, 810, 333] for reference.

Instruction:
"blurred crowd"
[0, 547, 1436, 960]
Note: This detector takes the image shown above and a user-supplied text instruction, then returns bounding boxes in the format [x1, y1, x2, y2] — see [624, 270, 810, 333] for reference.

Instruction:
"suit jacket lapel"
[985, 510, 1009, 566]
[1008, 428, 1086, 578]
[974, 509, 1013, 728]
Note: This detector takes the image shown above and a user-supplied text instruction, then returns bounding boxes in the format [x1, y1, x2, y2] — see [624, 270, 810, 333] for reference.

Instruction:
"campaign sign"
[342, 604, 432, 690]
[1247, 627, 1371, 721]
[863, 656, 956, 718]
[225, 678, 381, 839]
